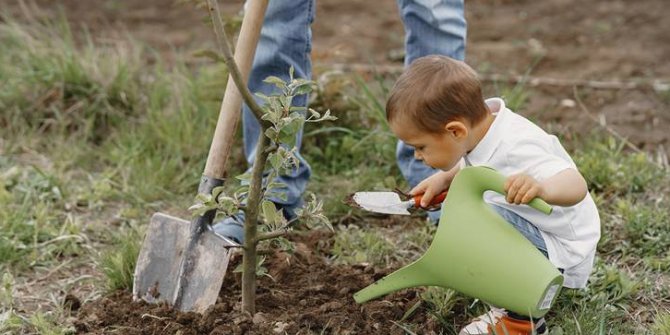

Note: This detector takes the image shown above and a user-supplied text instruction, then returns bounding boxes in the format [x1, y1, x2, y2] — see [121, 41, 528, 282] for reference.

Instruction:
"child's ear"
[444, 121, 468, 139]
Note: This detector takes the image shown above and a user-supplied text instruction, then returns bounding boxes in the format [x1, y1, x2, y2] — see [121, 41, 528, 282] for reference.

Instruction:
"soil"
[74, 228, 457, 335]
[3, 0, 669, 333]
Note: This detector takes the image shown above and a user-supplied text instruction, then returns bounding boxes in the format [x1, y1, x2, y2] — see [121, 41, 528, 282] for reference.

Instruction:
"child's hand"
[504, 173, 546, 205]
[410, 170, 454, 207]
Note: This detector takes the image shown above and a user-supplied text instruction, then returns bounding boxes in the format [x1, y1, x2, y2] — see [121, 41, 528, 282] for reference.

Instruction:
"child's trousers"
[490, 205, 549, 258]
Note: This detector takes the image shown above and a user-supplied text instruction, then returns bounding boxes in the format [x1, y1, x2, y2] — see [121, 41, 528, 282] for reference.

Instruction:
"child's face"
[390, 119, 468, 171]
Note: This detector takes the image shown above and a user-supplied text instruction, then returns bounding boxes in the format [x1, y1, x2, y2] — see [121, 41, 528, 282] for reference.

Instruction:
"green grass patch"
[0, 158, 85, 272]
[573, 136, 666, 195]
[99, 228, 142, 291]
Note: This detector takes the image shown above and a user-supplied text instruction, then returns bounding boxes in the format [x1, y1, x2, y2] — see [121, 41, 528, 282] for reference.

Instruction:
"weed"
[0, 160, 85, 271]
[421, 287, 462, 326]
[652, 311, 670, 335]
[331, 225, 396, 266]
[0, 14, 143, 143]
[99, 228, 142, 291]
[573, 136, 666, 195]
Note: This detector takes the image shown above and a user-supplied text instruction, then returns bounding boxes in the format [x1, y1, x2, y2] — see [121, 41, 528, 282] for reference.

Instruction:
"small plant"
[420, 287, 461, 324]
[188, 1, 336, 314]
[190, 68, 334, 313]
[99, 229, 142, 291]
[574, 136, 665, 195]
[651, 311, 670, 335]
[331, 225, 395, 266]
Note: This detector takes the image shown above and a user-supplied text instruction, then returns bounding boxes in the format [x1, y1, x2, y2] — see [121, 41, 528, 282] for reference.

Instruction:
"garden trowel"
[352, 191, 448, 215]
[132, 0, 269, 313]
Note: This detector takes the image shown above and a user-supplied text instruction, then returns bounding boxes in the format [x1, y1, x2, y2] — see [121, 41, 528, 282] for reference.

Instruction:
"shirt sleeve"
[505, 136, 575, 181]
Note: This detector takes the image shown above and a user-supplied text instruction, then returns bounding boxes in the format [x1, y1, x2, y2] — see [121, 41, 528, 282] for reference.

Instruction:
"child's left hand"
[504, 173, 545, 205]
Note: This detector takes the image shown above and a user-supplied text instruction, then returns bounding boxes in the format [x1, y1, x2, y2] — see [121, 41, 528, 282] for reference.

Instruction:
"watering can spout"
[354, 263, 429, 303]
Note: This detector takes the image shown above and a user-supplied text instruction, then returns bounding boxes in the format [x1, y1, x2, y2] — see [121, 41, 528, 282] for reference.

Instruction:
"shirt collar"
[465, 97, 506, 165]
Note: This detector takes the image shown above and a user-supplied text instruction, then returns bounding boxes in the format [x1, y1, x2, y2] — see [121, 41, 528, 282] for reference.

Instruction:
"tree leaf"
[262, 200, 279, 226]
[263, 75, 286, 89]
[268, 152, 282, 170]
[236, 172, 252, 182]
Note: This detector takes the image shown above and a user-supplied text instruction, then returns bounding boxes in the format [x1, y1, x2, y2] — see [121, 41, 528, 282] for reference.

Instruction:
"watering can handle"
[465, 166, 553, 215]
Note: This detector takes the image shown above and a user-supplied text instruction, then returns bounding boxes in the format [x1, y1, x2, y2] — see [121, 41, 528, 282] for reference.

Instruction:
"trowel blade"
[352, 192, 411, 215]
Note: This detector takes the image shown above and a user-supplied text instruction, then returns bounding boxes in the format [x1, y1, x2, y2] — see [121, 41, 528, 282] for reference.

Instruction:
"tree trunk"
[241, 133, 270, 314]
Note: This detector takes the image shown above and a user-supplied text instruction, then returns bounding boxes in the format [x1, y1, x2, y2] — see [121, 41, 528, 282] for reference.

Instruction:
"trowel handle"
[413, 191, 448, 208]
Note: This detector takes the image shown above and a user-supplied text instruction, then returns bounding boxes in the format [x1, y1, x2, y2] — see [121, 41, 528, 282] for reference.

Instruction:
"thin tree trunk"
[241, 133, 270, 314]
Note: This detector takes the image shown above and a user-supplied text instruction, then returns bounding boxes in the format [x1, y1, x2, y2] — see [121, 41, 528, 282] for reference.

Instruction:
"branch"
[255, 217, 300, 242]
[256, 229, 289, 242]
[206, 0, 270, 127]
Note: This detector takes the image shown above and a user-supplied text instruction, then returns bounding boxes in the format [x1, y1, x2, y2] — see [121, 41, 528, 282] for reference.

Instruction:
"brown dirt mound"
[74, 230, 447, 334]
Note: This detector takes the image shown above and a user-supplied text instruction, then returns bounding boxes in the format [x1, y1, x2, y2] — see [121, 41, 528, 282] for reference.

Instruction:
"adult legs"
[395, 0, 466, 222]
[213, 0, 315, 243]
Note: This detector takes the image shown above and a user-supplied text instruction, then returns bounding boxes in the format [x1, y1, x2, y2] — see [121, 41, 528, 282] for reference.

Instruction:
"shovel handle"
[204, 0, 269, 179]
[413, 191, 448, 209]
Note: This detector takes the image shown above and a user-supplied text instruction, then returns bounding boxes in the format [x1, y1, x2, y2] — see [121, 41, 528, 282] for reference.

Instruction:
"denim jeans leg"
[395, 0, 466, 222]
[242, 0, 315, 217]
[490, 205, 549, 258]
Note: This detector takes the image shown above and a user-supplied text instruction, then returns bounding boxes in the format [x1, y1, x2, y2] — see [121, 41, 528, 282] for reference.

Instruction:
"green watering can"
[354, 166, 563, 317]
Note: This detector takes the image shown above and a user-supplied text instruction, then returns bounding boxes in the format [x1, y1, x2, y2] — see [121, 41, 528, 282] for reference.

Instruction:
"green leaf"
[264, 127, 278, 140]
[268, 152, 282, 170]
[235, 172, 252, 183]
[262, 200, 279, 226]
[292, 82, 313, 96]
[212, 186, 225, 200]
[263, 75, 286, 89]
[278, 118, 305, 148]
[254, 92, 270, 103]
[266, 181, 288, 192]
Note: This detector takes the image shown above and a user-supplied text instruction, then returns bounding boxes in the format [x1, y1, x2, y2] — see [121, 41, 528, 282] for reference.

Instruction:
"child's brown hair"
[386, 55, 489, 133]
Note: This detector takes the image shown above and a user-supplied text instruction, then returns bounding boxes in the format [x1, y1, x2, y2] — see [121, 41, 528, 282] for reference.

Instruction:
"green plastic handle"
[474, 166, 552, 215]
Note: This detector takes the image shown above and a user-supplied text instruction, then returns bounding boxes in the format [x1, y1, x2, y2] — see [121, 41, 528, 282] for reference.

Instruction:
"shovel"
[352, 191, 448, 215]
[132, 0, 269, 313]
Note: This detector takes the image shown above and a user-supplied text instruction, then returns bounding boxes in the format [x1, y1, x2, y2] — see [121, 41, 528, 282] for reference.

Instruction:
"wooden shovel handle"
[204, 0, 269, 179]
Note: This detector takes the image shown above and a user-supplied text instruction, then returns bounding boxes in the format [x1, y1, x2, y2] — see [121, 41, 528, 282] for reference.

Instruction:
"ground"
[8, 0, 670, 154]
[2, 0, 669, 333]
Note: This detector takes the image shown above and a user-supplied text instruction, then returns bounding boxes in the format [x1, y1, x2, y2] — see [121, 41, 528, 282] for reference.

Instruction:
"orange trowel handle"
[412, 191, 448, 209]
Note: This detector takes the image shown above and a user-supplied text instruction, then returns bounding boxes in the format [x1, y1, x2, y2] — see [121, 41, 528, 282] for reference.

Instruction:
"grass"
[1, 10, 670, 335]
[99, 228, 142, 291]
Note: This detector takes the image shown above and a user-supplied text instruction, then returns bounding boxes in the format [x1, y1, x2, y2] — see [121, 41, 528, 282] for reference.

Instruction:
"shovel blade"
[133, 212, 234, 313]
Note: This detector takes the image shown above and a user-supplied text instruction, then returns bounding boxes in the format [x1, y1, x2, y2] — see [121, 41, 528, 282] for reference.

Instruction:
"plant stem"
[206, 0, 271, 315]
[256, 217, 300, 242]
[241, 133, 270, 314]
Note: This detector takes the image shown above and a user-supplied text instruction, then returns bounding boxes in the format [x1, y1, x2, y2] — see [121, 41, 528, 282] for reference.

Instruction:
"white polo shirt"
[463, 98, 601, 288]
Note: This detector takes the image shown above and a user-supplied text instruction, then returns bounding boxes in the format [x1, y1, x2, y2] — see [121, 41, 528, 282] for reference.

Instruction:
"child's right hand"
[410, 170, 455, 207]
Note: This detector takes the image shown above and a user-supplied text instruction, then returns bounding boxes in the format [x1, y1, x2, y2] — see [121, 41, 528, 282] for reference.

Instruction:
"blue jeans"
[214, 0, 466, 243]
[395, 0, 466, 222]
[490, 205, 548, 257]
